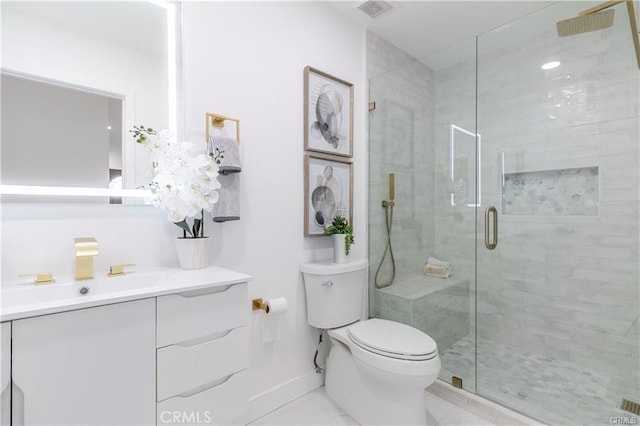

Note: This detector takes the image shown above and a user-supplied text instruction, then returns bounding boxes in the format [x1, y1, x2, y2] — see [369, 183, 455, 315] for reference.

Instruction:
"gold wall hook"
[19, 272, 55, 285]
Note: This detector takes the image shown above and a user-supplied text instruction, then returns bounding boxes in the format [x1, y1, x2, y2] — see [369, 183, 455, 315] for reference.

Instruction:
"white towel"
[426, 257, 452, 271]
[213, 174, 240, 222]
[424, 256, 452, 278]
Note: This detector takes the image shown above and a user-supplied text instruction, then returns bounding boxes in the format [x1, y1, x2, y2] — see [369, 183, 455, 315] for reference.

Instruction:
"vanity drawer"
[157, 283, 248, 347]
[157, 370, 248, 425]
[157, 326, 249, 402]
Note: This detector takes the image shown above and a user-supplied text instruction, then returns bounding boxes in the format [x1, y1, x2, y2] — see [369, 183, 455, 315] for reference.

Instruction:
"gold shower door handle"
[484, 206, 498, 250]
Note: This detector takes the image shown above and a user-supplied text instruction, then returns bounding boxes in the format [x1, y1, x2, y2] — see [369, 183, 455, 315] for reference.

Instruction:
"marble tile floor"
[248, 386, 496, 426]
[440, 335, 639, 425]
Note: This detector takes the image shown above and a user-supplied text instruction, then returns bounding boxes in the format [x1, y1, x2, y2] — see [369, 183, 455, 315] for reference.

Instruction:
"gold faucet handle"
[19, 272, 55, 285]
[108, 264, 136, 277]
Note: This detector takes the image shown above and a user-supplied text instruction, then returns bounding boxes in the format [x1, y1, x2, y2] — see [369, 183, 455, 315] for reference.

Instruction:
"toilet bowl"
[301, 261, 441, 425]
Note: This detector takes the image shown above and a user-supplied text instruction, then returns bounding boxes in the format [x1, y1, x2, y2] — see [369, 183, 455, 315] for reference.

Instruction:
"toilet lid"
[347, 318, 438, 361]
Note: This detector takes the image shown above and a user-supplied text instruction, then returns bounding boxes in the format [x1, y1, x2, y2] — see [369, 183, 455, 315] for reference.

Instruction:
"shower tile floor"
[440, 335, 639, 425]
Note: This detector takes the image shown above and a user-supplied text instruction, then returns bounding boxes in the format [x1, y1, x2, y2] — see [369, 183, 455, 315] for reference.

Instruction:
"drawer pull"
[156, 326, 248, 401]
[173, 328, 235, 348]
[174, 373, 237, 399]
[156, 370, 248, 424]
[156, 282, 248, 347]
[176, 284, 237, 298]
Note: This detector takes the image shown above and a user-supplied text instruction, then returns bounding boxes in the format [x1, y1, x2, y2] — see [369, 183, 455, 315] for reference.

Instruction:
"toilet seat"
[347, 318, 438, 361]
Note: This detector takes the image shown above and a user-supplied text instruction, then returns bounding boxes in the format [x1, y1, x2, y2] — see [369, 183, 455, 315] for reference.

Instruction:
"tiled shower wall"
[369, 1, 639, 402]
[433, 2, 639, 393]
[367, 32, 436, 303]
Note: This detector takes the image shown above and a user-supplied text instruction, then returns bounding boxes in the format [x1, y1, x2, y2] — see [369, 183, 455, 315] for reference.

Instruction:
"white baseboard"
[428, 380, 544, 426]
[229, 369, 325, 425]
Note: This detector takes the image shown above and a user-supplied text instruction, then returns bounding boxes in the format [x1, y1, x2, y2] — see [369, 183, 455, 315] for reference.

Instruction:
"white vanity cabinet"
[1, 322, 10, 426]
[156, 283, 250, 425]
[2, 267, 253, 425]
[11, 298, 156, 425]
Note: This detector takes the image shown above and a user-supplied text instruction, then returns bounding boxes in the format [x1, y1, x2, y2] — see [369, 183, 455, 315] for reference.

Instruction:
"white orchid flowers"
[131, 126, 221, 238]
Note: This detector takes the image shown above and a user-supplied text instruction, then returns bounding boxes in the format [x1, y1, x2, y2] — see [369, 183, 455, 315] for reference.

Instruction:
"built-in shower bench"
[373, 275, 470, 352]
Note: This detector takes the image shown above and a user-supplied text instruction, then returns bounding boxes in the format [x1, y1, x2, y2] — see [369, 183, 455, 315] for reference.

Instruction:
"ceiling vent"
[358, 0, 393, 19]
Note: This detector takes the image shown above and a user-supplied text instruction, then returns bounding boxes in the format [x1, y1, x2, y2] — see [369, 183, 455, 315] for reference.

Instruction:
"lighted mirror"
[0, 0, 178, 202]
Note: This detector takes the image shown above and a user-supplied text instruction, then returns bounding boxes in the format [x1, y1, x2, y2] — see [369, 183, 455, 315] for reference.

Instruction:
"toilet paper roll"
[265, 297, 288, 315]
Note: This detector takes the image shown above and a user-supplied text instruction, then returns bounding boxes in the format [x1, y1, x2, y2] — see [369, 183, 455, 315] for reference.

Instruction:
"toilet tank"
[300, 260, 368, 329]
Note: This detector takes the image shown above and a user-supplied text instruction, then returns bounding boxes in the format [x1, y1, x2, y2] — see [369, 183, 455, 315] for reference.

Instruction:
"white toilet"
[301, 260, 441, 425]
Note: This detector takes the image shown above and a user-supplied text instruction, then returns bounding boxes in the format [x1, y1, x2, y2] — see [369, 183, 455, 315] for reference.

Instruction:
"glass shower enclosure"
[368, 2, 639, 424]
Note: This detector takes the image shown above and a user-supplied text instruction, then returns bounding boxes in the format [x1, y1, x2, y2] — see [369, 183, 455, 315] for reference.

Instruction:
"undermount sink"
[0, 266, 253, 322]
[3, 272, 162, 306]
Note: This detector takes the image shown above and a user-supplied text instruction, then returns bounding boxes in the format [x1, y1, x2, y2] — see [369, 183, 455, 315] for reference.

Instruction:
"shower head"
[556, 9, 615, 37]
[555, 0, 640, 69]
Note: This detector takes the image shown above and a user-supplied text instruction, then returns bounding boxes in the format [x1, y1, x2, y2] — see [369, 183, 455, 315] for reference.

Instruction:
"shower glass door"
[368, 1, 639, 423]
[368, 35, 478, 388]
[475, 2, 640, 424]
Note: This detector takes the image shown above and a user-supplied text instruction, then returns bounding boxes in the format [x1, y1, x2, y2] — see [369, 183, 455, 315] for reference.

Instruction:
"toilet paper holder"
[252, 298, 270, 313]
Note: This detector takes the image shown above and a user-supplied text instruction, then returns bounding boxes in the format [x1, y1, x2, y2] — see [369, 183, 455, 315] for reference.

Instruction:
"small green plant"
[324, 216, 355, 255]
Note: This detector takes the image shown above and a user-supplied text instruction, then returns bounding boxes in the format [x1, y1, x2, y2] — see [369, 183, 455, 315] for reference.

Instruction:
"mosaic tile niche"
[502, 166, 599, 216]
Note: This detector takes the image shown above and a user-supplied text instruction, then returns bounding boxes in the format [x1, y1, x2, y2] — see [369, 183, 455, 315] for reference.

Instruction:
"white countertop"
[0, 266, 253, 322]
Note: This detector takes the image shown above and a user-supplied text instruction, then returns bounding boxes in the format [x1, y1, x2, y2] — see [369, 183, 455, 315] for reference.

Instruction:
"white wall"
[180, 2, 367, 420]
[1, 1, 367, 422]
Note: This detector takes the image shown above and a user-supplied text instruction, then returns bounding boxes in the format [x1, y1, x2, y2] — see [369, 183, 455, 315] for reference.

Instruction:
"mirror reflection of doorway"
[1, 72, 123, 202]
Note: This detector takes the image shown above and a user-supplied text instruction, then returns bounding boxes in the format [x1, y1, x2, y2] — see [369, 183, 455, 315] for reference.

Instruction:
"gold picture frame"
[304, 66, 353, 158]
[304, 153, 353, 237]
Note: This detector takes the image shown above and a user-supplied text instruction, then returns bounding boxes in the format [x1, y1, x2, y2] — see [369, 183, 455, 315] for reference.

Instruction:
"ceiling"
[326, 1, 558, 60]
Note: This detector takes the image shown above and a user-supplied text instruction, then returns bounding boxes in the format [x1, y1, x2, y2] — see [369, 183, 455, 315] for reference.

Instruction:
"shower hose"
[374, 202, 396, 288]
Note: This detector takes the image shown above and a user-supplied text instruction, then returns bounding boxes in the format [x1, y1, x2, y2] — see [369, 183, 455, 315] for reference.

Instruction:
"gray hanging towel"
[208, 135, 241, 222]
[213, 173, 240, 222]
[208, 135, 241, 174]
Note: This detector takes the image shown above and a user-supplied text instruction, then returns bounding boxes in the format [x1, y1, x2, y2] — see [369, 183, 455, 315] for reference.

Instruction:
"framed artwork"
[304, 66, 353, 158]
[304, 153, 353, 237]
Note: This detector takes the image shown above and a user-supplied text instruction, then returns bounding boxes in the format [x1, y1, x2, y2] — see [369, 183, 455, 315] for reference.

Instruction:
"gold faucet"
[74, 237, 99, 281]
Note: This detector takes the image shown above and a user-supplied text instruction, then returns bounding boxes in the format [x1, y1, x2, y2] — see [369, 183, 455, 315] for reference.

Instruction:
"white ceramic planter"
[332, 234, 349, 264]
[174, 237, 209, 270]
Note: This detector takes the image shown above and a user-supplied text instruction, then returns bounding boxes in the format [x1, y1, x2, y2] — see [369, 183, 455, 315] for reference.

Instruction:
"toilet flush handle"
[322, 280, 334, 287]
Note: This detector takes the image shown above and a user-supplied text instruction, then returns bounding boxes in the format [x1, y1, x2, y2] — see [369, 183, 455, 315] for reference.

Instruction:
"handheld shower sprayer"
[374, 173, 396, 288]
[382, 173, 395, 207]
